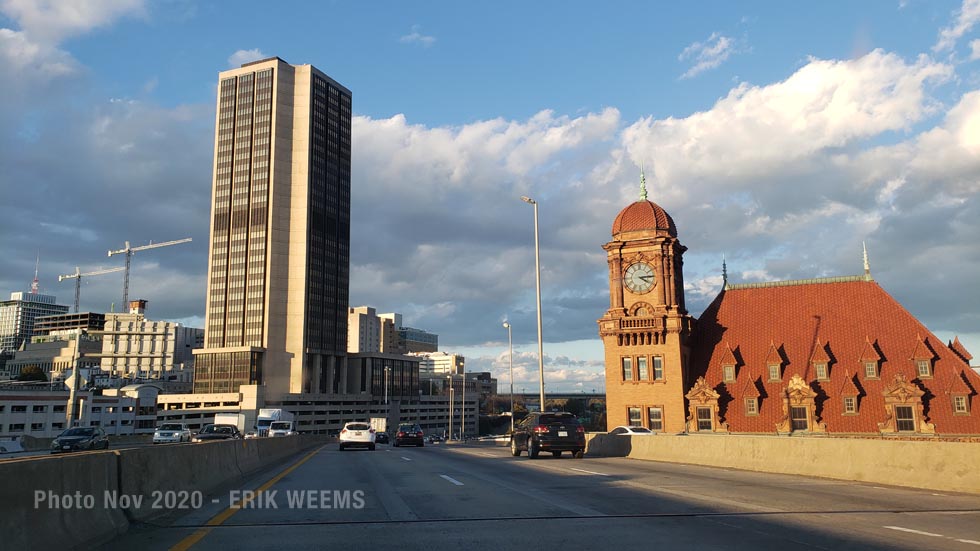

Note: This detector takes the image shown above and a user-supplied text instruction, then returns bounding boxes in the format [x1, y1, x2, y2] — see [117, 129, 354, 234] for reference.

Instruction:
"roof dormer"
[910, 335, 936, 379]
[809, 339, 831, 381]
[765, 341, 784, 382]
[859, 337, 881, 380]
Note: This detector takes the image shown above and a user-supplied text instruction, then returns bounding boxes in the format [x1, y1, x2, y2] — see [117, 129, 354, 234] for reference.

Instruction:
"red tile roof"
[690, 277, 980, 435]
[611, 200, 677, 237]
[950, 336, 974, 363]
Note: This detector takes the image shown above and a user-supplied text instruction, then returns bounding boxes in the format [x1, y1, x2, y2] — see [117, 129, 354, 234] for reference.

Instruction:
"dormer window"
[723, 364, 735, 383]
[843, 396, 857, 414]
[814, 363, 828, 380]
[768, 364, 781, 381]
[953, 395, 969, 415]
[864, 361, 878, 379]
[916, 359, 931, 378]
[745, 398, 758, 415]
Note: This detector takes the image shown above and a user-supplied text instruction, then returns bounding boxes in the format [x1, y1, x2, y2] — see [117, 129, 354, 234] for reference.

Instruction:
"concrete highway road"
[104, 442, 980, 550]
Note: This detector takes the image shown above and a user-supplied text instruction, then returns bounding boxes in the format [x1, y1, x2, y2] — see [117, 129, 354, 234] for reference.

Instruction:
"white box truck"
[256, 409, 295, 437]
[370, 417, 387, 433]
[214, 413, 246, 432]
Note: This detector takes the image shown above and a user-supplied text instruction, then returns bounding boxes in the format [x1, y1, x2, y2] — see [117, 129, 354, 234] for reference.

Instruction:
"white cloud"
[934, 0, 980, 52]
[625, 50, 950, 190]
[0, 0, 144, 91]
[970, 38, 980, 60]
[679, 32, 737, 79]
[227, 48, 266, 68]
[400, 24, 435, 47]
[0, 0, 145, 43]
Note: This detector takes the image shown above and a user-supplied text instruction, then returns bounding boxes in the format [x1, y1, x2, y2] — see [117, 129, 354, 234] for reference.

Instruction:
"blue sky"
[1, 0, 979, 392]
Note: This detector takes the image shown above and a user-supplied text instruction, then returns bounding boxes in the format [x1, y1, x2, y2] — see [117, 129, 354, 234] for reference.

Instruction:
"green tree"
[17, 365, 47, 382]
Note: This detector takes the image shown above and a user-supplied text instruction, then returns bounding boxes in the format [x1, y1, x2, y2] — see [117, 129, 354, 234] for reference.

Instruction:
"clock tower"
[598, 171, 693, 432]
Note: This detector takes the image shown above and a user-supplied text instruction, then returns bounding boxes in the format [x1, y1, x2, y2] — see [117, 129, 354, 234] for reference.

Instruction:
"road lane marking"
[956, 540, 980, 546]
[440, 474, 464, 486]
[474, 452, 495, 457]
[569, 467, 609, 477]
[400, 456, 412, 461]
[883, 526, 944, 537]
[169, 445, 324, 551]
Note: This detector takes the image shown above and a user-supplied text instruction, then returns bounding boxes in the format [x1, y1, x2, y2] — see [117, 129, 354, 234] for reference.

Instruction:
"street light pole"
[503, 321, 514, 433]
[65, 328, 87, 427]
[521, 196, 546, 412]
[447, 375, 454, 441]
[384, 366, 390, 405]
[460, 362, 465, 439]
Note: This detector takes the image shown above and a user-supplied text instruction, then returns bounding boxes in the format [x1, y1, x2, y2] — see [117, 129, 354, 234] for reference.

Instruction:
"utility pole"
[108, 238, 192, 307]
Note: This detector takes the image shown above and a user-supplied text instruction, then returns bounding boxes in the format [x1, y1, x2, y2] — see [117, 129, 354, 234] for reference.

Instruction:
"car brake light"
[416, 432, 423, 437]
[341, 428, 347, 434]
[369, 428, 375, 433]
[576, 425, 585, 433]
[533, 425, 549, 434]
[397, 431, 405, 437]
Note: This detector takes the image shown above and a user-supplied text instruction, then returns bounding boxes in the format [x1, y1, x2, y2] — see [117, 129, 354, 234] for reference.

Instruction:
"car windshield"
[346, 423, 370, 431]
[159, 424, 183, 431]
[270, 422, 290, 430]
[62, 428, 94, 437]
[199, 425, 218, 433]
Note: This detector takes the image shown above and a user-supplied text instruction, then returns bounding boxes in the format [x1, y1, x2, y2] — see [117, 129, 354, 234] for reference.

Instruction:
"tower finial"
[639, 163, 648, 201]
[863, 241, 871, 280]
[722, 255, 728, 288]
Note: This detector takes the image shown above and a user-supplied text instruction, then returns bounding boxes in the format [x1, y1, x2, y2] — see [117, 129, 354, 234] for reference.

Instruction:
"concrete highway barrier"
[586, 433, 980, 495]
[0, 452, 128, 550]
[0, 435, 326, 548]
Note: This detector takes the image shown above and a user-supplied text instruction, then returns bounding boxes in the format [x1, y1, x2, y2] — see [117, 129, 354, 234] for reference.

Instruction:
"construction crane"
[58, 266, 126, 313]
[108, 238, 192, 309]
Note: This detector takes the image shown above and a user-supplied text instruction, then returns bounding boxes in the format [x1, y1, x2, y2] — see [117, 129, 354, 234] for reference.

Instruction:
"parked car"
[50, 427, 109, 453]
[608, 426, 655, 436]
[393, 423, 424, 447]
[375, 432, 390, 444]
[191, 424, 242, 442]
[244, 431, 259, 439]
[510, 412, 585, 459]
[153, 423, 192, 444]
[339, 422, 376, 451]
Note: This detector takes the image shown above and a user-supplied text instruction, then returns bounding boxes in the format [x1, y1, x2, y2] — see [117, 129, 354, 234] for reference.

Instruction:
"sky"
[1, 0, 979, 394]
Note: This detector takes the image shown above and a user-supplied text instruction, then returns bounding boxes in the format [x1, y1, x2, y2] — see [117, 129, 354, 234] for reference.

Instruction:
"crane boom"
[107, 237, 192, 308]
[58, 266, 126, 313]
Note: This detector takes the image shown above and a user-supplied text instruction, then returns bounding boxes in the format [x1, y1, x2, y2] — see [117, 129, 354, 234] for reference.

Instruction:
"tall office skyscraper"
[193, 57, 351, 397]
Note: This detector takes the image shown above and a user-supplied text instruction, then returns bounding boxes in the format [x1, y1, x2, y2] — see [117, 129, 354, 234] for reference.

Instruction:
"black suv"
[511, 412, 585, 459]
[394, 423, 424, 447]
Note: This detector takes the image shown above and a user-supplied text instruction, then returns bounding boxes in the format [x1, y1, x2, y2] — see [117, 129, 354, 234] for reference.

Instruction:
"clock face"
[624, 262, 655, 293]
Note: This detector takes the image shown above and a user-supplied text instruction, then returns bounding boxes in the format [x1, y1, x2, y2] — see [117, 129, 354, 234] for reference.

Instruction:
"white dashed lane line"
[440, 474, 464, 486]
[883, 525, 980, 546]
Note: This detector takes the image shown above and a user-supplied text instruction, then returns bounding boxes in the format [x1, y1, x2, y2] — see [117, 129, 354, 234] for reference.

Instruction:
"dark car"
[510, 412, 585, 459]
[192, 424, 242, 442]
[393, 423, 424, 447]
[50, 426, 109, 453]
[375, 432, 390, 444]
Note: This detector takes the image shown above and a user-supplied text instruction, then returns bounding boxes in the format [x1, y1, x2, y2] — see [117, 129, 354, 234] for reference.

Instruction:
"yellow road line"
[169, 445, 324, 551]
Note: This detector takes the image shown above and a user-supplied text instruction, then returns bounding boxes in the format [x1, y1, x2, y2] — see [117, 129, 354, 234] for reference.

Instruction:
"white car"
[268, 421, 296, 437]
[339, 422, 376, 451]
[153, 423, 192, 444]
[608, 426, 655, 436]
